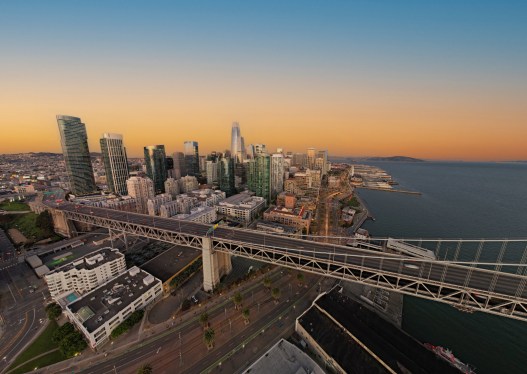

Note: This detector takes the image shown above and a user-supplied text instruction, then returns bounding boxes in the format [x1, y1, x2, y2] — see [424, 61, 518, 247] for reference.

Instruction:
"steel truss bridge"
[52, 203, 527, 322]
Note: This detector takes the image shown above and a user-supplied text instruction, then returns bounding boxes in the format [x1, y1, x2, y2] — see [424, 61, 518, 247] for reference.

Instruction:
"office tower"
[248, 154, 271, 202]
[307, 147, 316, 169]
[56, 115, 97, 196]
[100, 133, 129, 195]
[292, 153, 307, 168]
[183, 141, 200, 176]
[218, 156, 236, 196]
[164, 177, 180, 198]
[126, 176, 155, 214]
[234, 161, 247, 188]
[206, 160, 218, 185]
[246, 144, 255, 159]
[240, 136, 246, 161]
[315, 150, 329, 176]
[199, 155, 207, 175]
[166, 156, 175, 178]
[270, 153, 285, 200]
[173, 152, 185, 179]
[231, 122, 246, 163]
[144, 145, 168, 194]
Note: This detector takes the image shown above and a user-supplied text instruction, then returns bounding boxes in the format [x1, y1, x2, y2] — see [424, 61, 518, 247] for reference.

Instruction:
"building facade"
[126, 176, 155, 214]
[248, 154, 271, 202]
[216, 191, 266, 224]
[164, 178, 180, 198]
[183, 141, 200, 176]
[270, 153, 285, 200]
[144, 145, 168, 194]
[100, 133, 129, 195]
[56, 115, 97, 196]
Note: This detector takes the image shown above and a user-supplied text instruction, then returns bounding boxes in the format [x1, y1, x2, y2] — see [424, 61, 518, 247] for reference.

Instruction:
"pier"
[357, 186, 421, 195]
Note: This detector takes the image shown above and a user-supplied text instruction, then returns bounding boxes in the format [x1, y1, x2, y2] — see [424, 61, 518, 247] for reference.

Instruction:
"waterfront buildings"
[45, 248, 126, 302]
[56, 115, 97, 196]
[144, 145, 168, 194]
[65, 266, 162, 348]
[100, 133, 129, 195]
[126, 176, 155, 214]
[183, 141, 200, 176]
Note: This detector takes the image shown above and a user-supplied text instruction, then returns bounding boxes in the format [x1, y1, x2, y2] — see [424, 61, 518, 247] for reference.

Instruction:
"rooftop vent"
[143, 275, 155, 286]
[128, 266, 140, 277]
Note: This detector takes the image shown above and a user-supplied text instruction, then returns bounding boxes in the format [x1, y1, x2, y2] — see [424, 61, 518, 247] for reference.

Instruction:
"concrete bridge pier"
[202, 237, 232, 292]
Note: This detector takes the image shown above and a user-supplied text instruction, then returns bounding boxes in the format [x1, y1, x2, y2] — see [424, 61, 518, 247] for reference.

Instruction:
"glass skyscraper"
[248, 154, 271, 202]
[183, 141, 200, 176]
[218, 156, 236, 196]
[100, 133, 129, 195]
[231, 122, 244, 163]
[144, 145, 168, 194]
[56, 115, 97, 196]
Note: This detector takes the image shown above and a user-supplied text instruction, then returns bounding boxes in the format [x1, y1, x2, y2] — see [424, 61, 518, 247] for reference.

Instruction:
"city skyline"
[1, 2, 526, 161]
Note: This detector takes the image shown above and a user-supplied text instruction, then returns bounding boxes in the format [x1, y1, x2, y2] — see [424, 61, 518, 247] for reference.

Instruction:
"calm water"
[357, 161, 527, 374]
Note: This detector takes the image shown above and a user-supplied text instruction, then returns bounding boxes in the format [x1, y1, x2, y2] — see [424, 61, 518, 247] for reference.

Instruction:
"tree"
[199, 312, 209, 329]
[297, 272, 305, 286]
[137, 363, 153, 374]
[52, 322, 75, 343]
[59, 331, 87, 358]
[242, 308, 250, 325]
[203, 328, 215, 350]
[232, 292, 243, 310]
[263, 277, 272, 290]
[45, 302, 62, 320]
[271, 287, 281, 304]
[36, 211, 54, 236]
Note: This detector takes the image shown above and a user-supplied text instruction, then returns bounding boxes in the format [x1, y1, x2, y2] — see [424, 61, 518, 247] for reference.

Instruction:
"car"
[191, 295, 198, 304]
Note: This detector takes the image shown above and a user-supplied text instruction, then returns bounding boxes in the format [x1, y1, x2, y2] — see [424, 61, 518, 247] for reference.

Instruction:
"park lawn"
[0, 201, 30, 211]
[9, 349, 66, 374]
[8, 213, 48, 242]
[8, 320, 61, 371]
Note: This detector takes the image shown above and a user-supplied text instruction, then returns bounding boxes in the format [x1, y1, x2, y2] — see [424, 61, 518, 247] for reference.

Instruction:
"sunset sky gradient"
[1, 1, 526, 160]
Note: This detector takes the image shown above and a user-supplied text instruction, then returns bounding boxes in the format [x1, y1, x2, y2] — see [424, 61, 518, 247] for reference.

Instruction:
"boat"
[424, 343, 476, 373]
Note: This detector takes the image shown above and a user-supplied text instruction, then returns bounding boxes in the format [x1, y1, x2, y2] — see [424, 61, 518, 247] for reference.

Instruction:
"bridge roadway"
[53, 202, 527, 321]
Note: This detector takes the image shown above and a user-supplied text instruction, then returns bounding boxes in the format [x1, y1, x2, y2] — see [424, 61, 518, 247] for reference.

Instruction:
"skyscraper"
[248, 154, 271, 202]
[100, 133, 129, 195]
[173, 152, 185, 179]
[307, 147, 316, 169]
[270, 153, 285, 200]
[144, 145, 168, 194]
[56, 115, 97, 196]
[183, 141, 200, 176]
[218, 156, 235, 196]
[231, 122, 244, 163]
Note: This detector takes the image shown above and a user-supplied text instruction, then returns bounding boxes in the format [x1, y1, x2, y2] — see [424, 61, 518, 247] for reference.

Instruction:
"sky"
[0, 1, 526, 161]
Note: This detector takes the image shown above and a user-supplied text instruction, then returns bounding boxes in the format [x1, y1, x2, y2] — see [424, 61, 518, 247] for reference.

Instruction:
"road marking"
[6, 284, 17, 304]
[3, 308, 36, 361]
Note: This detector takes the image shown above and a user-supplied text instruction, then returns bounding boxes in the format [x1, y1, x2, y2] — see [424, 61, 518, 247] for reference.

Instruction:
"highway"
[53, 202, 527, 319]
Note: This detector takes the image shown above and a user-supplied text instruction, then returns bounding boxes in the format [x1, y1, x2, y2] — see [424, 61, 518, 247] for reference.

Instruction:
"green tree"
[232, 292, 243, 310]
[59, 331, 87, 358]
[137, 363, 153, 374]
[263, 277, 272, 290]
[242, 308, 250, 325]
[36, 210, 54, 236]
[203, 328, 215, 350]
[52, 322, 75, 343]
[199, 312, 209, 329]
[45, 302, 62, 320]
[271, 287, 281, 304]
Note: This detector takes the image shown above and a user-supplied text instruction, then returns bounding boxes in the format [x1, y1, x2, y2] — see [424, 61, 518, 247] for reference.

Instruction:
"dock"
[357, 186, 421, 195]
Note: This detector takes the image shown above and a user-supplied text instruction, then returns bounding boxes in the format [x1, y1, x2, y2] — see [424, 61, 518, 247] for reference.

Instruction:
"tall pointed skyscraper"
[56, 115, 97, 196]
[100, 133, 129, 195]
[231, 122, 244, 163]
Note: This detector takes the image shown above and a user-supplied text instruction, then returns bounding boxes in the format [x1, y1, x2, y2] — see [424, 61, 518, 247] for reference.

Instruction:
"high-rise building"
[199, 155, 207, 175]
[315, 150, 329, 176]
[307, 147, 316, 169]
[292, 153, 307, 168]
[231, 122, 245, 163]
[240, 137, 247, 160]
[144, 145, 168, 194]
[56, 115, 97, 196]
[126, 176, 155, 214]
[218, 156, 236, 196]
[173, 152, 185, 179]
[100, 133, 129, 195]
[206, 160, 218, 185]
[253, 144, 267, 156]
[166, 156, 175, 178]
[183, 141, 200, 176]
[248, 154, 271, 202]
[270, 153, 285, 200]
[246, 144, 255, 159]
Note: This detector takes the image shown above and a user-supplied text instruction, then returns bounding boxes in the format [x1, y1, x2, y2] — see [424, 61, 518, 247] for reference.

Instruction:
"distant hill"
[365, 156, 424, 162]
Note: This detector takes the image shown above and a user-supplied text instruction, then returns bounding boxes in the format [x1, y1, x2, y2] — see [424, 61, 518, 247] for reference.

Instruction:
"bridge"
[48, 202, 527, 322]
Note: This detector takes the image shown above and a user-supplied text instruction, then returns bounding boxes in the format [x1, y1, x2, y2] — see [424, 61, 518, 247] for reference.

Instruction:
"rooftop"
[47, 247, 122, 273]
[140, 246, 201, 283]
[218, 191, 265, 209]
[67, 266, 160, 333]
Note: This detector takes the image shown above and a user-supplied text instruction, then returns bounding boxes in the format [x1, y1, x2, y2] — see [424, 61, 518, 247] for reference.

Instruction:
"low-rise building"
[65, 266, 163, 349]
[216, 191, 266, 224]
[45, 248, 126, 302]
[263, 205, 311, 232]
[173, 206, 217, 224]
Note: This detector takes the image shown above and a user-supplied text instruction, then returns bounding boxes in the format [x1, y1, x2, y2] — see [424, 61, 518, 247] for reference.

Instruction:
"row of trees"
[111, 310, 145, 339]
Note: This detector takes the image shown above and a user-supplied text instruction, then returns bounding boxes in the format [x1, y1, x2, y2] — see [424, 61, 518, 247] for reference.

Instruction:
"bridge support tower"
[202, 237, 232, 292]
